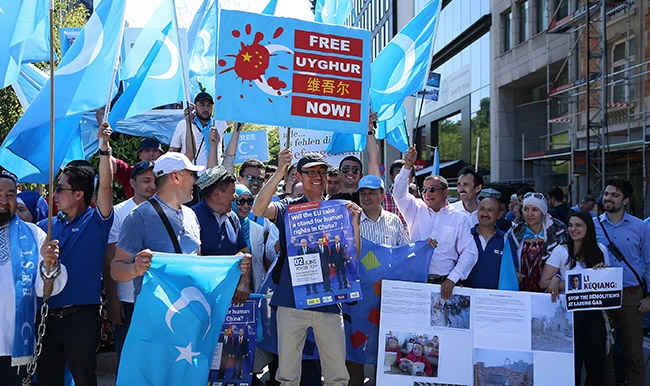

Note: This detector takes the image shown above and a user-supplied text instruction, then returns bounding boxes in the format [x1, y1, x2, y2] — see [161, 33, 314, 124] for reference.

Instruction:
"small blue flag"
[314, 0, 353, 25]
[261, 0, 278, 15]
[431, 146, 440, 176]
[343, 239, 433, 364]
[188, 0, 219, 98]
[116, 253, 242, 386]
[12, 63, 48, 108]
[0, 0, 126, 183]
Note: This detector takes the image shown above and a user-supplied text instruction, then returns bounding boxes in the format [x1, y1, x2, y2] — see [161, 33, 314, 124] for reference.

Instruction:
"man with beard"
[169, 92, 227, 168]
[103, 161, 157, 367]
[594, 178, 650, 386]
[450, 166, 483, 225]
[36, 124, 114, 386]
[0, 167, 64, 386]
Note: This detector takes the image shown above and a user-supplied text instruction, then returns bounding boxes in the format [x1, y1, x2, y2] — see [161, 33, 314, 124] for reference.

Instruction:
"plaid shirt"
[382, 186, 408, 233]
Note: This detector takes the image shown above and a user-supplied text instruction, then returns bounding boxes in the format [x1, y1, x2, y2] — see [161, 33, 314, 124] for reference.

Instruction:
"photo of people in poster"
[209, 300, 258, 386]
[284, 200, 362, 309]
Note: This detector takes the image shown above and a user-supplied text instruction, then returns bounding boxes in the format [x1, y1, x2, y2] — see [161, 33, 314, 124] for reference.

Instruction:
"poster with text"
[565, 267, 623, 311]
[377, 280, 574, 386]
[223, 130, 270, 164]
[281, 127, 360, 168]
[284, 200, 362, 309]
[208, 299, 258, 386]
[215, 10, 370, 134]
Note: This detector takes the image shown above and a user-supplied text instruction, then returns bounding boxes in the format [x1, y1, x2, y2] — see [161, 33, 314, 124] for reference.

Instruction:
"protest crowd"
[1, 1, 649, 386]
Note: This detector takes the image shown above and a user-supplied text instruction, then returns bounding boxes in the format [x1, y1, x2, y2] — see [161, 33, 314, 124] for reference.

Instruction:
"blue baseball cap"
[356, 175, 384, 192]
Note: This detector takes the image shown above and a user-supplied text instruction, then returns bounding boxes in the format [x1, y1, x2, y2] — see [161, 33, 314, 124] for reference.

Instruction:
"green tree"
[470, 97, 490, 171]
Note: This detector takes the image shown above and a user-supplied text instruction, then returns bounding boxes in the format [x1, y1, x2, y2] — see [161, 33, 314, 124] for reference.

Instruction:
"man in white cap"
[111, 152, 204, 295]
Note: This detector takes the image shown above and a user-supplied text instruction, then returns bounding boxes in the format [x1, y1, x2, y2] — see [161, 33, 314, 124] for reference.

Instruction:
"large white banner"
[378, 280, 574, 386]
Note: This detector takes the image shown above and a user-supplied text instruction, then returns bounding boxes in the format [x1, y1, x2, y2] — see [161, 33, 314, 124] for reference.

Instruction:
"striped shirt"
[360, 209, 409, 246]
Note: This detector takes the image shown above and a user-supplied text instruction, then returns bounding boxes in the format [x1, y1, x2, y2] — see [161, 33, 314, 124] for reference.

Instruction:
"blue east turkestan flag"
[343, 239, 434, 364]
[370, 0, 441, 122]
[431, 146, 440, 176]
[314, 0, 353, 25]
[109, 0, 183, 126]
[261, 0, 279, 15]
[188, 0, 219, 99]
[0, 0, 126, 183]
[0, 0, 48, 88]
[117, 253, 242, 386]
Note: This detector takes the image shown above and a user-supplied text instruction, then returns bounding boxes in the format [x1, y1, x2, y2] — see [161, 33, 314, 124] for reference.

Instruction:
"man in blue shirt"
[36, 124, 114, 386]
[594, 178, 650, 386]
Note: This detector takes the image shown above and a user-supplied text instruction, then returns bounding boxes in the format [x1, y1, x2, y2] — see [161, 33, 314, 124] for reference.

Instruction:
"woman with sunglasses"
[539, 211, 609, 386]
[499, 192, 567, 291]
[232, 184, 272, 292]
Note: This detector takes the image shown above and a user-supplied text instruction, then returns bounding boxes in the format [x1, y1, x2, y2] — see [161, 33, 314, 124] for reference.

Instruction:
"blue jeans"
[112, 301, 134, 369]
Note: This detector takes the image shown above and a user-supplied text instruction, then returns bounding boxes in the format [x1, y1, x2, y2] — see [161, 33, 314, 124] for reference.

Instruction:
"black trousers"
[574, 310, 606, 386]
[36, 305, 101, 386]
[0, 355, 27, 386]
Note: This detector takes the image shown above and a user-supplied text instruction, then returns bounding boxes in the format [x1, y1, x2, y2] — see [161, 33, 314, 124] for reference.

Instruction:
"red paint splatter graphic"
[219, 24, 290, 101]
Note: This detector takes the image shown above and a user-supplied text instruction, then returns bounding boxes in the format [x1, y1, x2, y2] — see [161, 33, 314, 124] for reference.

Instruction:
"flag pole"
[100, 10, 127, 147]
[46, 0, 56, 273]
[474, 137, 480, 172]
[414, 88, 426, 140]
[286, 127, 291, 149]
[171, 0, 197, 159]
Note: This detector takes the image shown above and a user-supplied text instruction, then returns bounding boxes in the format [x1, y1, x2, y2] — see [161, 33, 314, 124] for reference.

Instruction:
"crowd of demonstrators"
[6, 94, 650, 386]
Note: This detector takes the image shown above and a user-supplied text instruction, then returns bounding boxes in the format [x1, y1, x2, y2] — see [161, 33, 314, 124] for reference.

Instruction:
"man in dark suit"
[232, 328, 250, 379]
[297, 239, 318, 295]
[217, 327, 233, 379]
[330, 235, 351, 290]
[317, 237, 333, 292]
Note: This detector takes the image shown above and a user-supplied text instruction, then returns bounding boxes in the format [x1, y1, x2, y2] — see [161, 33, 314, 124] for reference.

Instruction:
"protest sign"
[208, 299, 259, 386]
[564, 267, 623, 311]
[215, 10, 370, 134]
[222, 130, 270, 164]
[377, 280, 574, 386]
[281, 128, 359, 168]
[284, 200, 362, 309]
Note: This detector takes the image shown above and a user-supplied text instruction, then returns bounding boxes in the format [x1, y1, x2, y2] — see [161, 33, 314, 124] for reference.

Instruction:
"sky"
[124, 0, 315, 28]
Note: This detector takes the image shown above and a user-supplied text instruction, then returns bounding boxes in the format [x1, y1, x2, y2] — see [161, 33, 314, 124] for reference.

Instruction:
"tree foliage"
[438, 97, 490, 171]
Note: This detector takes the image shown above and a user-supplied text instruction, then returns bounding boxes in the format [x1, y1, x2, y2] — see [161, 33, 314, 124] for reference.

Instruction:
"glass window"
[536, 0, 548, 33]
[519, 1, 529, 43]
[438, 113, 463, 162]
[503, 10, 513, 52]
[611, 37, 635, 102]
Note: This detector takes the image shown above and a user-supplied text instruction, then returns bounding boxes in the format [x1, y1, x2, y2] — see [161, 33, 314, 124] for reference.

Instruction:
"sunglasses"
[236, 198, 255, 206]
[421, 186, 443, 195]
[245, 175, 265, 184]
[340, 166, 360, 175]
[524, 192, 547, 201]
[301, 170, 327, 178]
[54, 185, 75, 194]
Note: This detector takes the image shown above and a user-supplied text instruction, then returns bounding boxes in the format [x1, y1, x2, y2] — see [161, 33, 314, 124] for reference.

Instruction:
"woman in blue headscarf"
[232, 184, 268, 292]
[17, 191, 49, 223]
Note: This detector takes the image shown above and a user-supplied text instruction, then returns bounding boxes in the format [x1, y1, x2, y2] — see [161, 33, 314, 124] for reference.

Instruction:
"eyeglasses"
[524, 192, 547, 201]
[54, 185, 76, 194]
[300, 170, 327, 178]
[421, 186, 443, 195]
[245, 175, 265, 184]
[236, 198, 254, 206]
[340, 166, 360, 175]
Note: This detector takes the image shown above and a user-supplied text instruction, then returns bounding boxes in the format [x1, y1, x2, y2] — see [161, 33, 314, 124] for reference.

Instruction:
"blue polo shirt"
[38, 207, 113, 308]
[461, 225, 505, 290]
[192, 199, 246, 255]
[270, 197, 340, 314]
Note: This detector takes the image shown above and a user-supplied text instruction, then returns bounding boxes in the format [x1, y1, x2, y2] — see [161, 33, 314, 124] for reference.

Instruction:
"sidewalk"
[97, 352, 116, 386]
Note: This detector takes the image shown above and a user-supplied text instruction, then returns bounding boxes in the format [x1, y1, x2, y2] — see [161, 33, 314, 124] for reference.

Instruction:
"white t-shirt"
[109, 198, 138, 303]
[170, 119, 227, 168]
[546, 243, 611, 280]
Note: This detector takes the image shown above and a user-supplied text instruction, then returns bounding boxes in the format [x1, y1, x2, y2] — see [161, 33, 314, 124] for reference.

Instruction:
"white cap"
[153, 152, 205, 177]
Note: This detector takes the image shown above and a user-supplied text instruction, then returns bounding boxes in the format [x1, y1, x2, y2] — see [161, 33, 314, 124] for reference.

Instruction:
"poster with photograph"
[284, 200, 362, 309]
[377, 280, 574, 386]
[208, 299, 258, 386]
[565, 267, 623, 311]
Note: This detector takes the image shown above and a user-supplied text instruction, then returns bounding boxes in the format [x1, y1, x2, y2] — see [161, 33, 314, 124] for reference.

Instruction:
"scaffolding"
[530, 0, 650, 216]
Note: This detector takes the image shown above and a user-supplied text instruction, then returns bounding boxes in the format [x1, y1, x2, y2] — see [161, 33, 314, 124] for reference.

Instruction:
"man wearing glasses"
[393, 145, 477, 300]
[237, 158, 266, 197]
[36, 123, 114, 386]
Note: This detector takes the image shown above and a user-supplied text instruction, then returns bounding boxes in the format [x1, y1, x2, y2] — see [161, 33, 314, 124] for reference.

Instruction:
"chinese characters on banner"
[215, 11, 370, 134]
